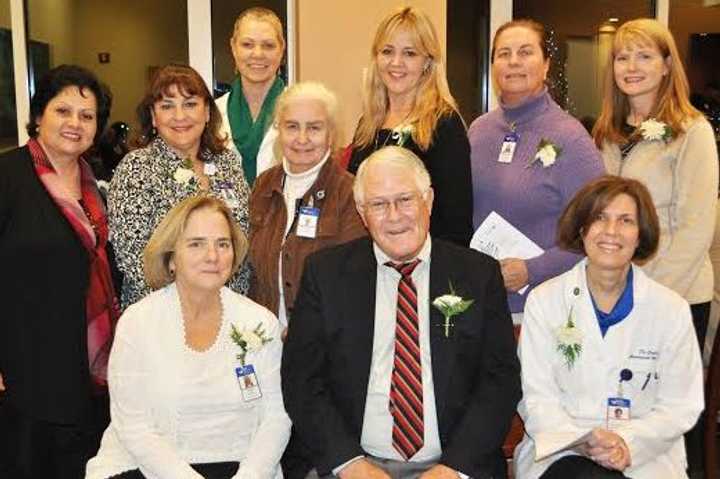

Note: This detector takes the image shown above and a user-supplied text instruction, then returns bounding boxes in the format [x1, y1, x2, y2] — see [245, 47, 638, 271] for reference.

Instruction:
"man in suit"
[282, 146, 521, 479]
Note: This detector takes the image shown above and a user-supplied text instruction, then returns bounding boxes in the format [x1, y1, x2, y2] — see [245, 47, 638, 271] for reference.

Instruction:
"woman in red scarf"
[0, 64, 119, 479]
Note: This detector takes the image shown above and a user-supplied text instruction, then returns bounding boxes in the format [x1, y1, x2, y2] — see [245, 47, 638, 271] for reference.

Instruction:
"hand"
[0, 372, 4, 392]
[582, 428, 631, 471]
[499, 258, 529, 292]
[418, 464, 460, 479]
[281, 327, 289, 342]
[338, 459, 391, 479]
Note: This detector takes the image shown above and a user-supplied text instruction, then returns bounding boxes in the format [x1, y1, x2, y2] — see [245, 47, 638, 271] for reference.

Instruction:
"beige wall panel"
[73, 0, 188, 128]
[297, 0, 446, 145]
[27, 0, 76, 66]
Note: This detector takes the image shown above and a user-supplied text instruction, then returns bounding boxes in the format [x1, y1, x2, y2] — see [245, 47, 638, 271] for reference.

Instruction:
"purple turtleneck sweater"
[468, 90, 605, 313]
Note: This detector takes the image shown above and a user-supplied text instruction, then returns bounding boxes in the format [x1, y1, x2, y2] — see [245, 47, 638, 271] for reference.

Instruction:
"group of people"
[0, 5, 716, 479]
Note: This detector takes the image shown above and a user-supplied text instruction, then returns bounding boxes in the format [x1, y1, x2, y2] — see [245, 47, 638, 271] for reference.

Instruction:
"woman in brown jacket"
[249, 81, 366, 479]
[249, 82, 366, 332]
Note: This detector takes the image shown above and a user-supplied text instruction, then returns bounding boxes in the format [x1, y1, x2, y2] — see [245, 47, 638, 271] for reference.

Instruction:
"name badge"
[235, 364, 262, 402]
[218, 182, 239, 209]
[498, 133, 519, 164]
[296, 206, 320, 238]
[606, 397, 631, 429]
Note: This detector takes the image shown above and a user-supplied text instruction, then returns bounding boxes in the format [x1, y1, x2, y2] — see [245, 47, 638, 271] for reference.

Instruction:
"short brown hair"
[135, 64, 227, 154]
[557, 175, 659, 262]
[143, 195, 248, 290]
[491, 18, 549, 62]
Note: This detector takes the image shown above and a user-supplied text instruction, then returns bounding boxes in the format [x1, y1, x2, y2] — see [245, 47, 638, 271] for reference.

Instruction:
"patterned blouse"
[108, 137, 251, 309]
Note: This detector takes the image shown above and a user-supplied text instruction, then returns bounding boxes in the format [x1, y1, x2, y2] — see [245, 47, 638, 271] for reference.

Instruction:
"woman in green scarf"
[217, 7, 286, 186]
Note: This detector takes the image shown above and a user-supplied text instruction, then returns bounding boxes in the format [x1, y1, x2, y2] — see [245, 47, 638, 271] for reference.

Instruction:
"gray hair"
[353, 146, 431, 205]
[272, 81, 342, 161]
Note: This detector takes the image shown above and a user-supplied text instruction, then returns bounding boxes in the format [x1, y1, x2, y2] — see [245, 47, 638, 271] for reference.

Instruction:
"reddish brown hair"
[557, 175, 659, 261]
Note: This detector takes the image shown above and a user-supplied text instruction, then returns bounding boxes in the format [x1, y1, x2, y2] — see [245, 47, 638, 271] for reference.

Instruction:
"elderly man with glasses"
[282, 146, 521, 479]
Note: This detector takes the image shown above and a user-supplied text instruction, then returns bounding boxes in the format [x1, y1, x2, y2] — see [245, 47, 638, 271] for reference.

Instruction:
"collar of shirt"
[372, 235, 432, 272]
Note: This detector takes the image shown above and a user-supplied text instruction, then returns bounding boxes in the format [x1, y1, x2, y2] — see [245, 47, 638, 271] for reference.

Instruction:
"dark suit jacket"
[281, 237, 521, 478]
[0, 146, 95, 424]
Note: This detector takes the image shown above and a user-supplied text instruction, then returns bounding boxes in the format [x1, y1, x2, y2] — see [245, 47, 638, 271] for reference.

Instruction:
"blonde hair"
[593, 18, 701, 148]
[231, 7, 286, 53]
[272, 81, 343, 161]
[144, 195, 248, 290]
[353, 146, 431, 205]
[354, 6, 460, 151]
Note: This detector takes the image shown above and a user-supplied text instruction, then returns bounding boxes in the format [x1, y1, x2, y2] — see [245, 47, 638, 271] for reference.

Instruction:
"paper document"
[470, 211, 544, 294]
[535, 430, 593, 461]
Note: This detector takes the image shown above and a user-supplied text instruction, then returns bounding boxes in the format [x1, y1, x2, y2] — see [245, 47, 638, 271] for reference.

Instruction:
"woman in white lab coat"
[515, 175, 703, 479]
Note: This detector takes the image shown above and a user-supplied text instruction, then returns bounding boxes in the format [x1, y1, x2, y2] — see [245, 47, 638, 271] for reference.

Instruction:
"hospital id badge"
[235, 364, 262, 402]
[219, 183, 239, 208]
[296, 206, 320, 238]
[498, 133, 518, 163]
[606, 397, 631, 429]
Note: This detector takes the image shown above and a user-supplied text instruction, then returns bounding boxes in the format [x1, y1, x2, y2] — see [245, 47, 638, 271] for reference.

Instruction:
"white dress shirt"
[361, 237, 442, 461]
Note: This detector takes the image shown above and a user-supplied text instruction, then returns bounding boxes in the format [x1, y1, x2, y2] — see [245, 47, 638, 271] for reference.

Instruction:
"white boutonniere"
[432, 282, 474, 338]
[638, 118, 673, 142]
[203, 162, 217, 176]
[529, 138, 562, 168]
[173, 158, 195, 185]
[230, 323, 273, 366]
[390, 123, 414, 147]
[556, 304, 582, 369]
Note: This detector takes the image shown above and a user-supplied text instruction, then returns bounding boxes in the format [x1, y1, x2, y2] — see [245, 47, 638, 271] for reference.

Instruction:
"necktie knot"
[386, 259, 421, 278]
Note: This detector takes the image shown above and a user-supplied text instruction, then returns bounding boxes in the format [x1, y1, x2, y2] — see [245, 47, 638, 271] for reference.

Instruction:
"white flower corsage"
[173, 158, 195, 185]
[390, 123, 414, 147]
[230, 323, 273, 366]
[203, 162, 217, 176]
[638, 118, 673, 142]
[432, 282, 474, 338]
[529, 138, 562, 168]
[556, 305, 582, 369]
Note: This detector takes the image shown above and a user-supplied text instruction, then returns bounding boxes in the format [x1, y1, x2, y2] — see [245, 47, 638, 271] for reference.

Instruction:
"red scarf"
[28, 139, 120, 387]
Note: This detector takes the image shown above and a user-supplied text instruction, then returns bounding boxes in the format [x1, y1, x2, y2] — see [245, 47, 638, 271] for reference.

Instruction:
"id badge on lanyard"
[498, 132, 519, 164]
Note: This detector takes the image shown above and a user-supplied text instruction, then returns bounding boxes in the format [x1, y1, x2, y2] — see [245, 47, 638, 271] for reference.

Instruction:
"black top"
[348, 111, 474, 246]
[0, 146, 94, 424]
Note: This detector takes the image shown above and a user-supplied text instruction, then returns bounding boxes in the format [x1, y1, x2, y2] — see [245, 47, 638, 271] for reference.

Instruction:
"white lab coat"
[514, 259, 703, 479]
[216, 92, 278, 179]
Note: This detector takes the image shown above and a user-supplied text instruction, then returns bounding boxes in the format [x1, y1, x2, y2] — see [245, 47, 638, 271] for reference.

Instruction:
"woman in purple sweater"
[469, 19, 604, 319]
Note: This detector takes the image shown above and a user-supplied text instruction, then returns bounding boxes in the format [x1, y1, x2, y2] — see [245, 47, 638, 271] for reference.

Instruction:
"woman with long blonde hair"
[593, 18, 718, 352]
[347, 6, 473, 247]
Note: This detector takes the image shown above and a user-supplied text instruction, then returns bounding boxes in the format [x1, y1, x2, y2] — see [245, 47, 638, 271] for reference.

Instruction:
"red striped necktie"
[386, 259, 424, 460]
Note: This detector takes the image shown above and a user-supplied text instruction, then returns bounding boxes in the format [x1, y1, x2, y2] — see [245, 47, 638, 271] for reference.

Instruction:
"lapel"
[428, 240, 455, 421]
[342, 239, 377, 421]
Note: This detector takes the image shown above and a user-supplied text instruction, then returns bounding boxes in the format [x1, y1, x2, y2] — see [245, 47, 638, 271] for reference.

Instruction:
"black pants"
[110, 462, 239, 479]
[0, 393, 109, 479]
[540, 455, 628, 479]
[685, 301, 711, 475]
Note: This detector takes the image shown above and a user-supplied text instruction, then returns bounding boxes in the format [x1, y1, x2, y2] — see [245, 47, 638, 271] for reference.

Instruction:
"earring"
[169, 266, 175, 277]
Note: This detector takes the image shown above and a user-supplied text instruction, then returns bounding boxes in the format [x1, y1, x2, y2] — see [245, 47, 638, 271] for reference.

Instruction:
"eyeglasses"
[362, 190, 427, 217]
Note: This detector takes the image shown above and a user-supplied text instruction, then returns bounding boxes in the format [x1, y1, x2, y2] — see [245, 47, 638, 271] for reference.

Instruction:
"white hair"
[353, 146, 431, 205]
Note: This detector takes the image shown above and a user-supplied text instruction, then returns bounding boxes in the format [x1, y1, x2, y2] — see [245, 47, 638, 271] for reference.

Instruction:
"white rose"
[203, 162, 217, 176]
[242, 331, 263, 352]
[640, 119, 665, 141]
[536, 145, 556, 167]
[174, 167, 194, 185]
[557, 325, 582, 346]
[433, 294, 462, 309]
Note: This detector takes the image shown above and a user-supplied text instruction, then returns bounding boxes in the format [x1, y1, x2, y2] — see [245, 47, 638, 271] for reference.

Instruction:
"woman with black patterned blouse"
[109, 64, 251, 309]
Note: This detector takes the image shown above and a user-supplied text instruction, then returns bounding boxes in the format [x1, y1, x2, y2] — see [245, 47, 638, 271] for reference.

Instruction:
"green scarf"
[227, 76, 285, 185]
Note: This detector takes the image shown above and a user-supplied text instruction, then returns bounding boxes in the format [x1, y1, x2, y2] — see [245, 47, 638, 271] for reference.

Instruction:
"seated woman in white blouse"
[86, 196, 290, 479]
[515, 176, 703, 479]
